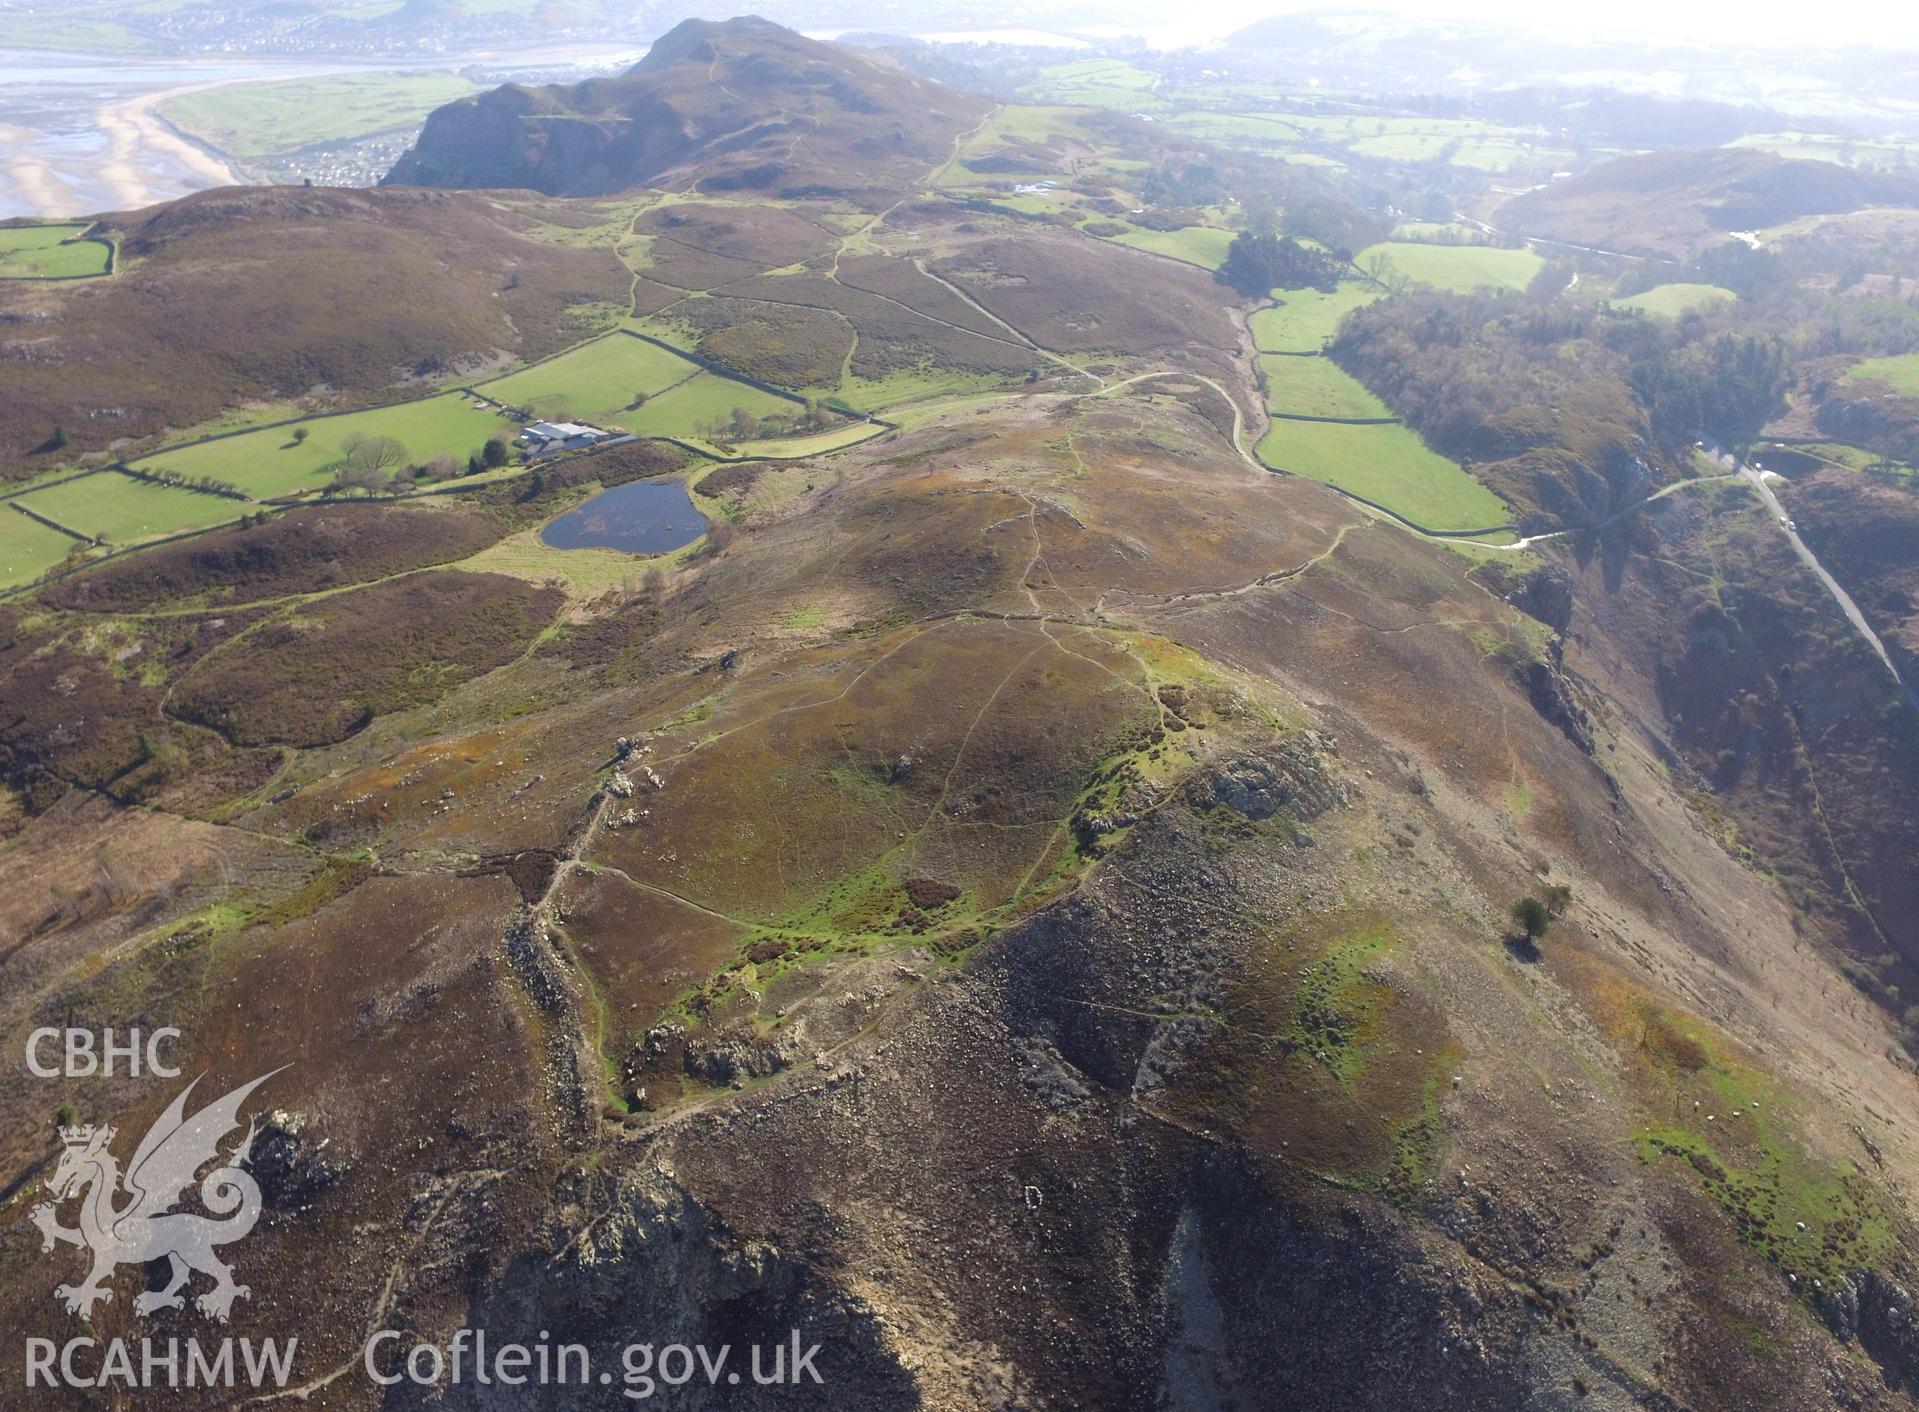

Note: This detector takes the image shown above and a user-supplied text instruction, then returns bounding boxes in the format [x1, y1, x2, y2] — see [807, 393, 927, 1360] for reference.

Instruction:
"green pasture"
[1255, 419, 1511, 533]
[1358, 240, 1544, 294]
[1106, 224, 1235, 270]
[1615, 283, 1737, 318]
[1249, 285, 1381, 352]
[839, 367, 1012, 414]
[1260, 356, 1392, 421]
[0, 223, 110, 279]
[16, 471, 242, 545]
[137, 392, 511, 497]
[622, 373, 797, 439]
[732, 422, 891, 459]
[479, 334, 701, 424]
[1846, 353, 1919, 395]
[1022, 59, 1161, 109]
[0, 509, 85, 587]
[1164, 112, 1304, 144]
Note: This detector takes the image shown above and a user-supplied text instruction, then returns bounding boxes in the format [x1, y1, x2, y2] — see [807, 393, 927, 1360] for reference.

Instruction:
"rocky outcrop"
[1188, 736, 1352, 821]
[1470, 559, 1575, 634]
[415, 1166, 915, 1409]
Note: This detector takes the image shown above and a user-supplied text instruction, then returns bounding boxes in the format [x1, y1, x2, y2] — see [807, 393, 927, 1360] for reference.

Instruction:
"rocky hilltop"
[383, 16, 991, 198]
[5, 18, 1919, 1411]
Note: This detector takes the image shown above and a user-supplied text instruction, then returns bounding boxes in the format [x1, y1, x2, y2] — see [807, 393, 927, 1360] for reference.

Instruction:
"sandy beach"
[93, 81, 247, 211]
[0, 42, 642, 219]
[0, 121, 86, 217]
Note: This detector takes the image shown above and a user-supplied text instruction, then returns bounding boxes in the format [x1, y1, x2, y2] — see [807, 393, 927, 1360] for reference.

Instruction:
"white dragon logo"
[30, 1069, 283, 1322]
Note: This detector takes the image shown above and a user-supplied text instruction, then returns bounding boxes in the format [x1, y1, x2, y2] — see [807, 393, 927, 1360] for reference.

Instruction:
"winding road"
[1700, 436, 1919, 712]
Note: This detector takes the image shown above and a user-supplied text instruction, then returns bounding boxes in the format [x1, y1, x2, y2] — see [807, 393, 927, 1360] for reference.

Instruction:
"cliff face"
[383, 16, 991, 199]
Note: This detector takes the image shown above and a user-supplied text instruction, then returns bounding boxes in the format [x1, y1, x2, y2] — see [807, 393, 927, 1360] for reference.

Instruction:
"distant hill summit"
[1496, 147, 1919, 258]
[383, 15, 991, 199]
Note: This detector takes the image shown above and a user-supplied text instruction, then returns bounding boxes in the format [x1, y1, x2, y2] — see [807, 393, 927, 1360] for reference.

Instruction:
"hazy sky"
[1107, 0, 1919, 48]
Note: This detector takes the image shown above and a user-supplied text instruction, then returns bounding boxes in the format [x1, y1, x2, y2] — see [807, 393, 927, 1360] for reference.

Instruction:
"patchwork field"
[1260, 355, 1393, 421]
[1021, 58, 1162, 109]
[0, 508, 83, 587]
[1164, 112, 1307, 146]
[1250, 285, 1382, 352]
[137, 393, 513, 497]
[478, 333, 702, 424]
[14, 471, 241, 544]
[1615, 282, 1738, 318]
[0, 222, 110, 279]
[1255, 418, 1512, 532]
[1358, 240, 1545, 293]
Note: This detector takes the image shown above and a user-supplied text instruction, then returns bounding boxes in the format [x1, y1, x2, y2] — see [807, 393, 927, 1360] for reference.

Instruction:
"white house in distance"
[518, 420, 607, 456]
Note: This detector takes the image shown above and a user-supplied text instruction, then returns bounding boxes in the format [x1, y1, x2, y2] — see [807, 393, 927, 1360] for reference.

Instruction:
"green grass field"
[733, 422, 890, 458]
[478, 334, 702, 425]
[1022, 58, 1161, 109]
[1846, 353, 1919, 395]
[1255, 419, 1511, 532]
[138, 392, 511, 497]
[1106, 224, 1235, 270]
[1615, 283, 1737, 318]
[623, 373, 797, 439]
[0, 223, 111, 279]
[16, 471, 242, 545]
[1249, 285, 1382, 352]
[944, 105, 1096, 184]
[1174, 111, 1572, 172]
[158, 71, 484, 163]
[0, 508, 85, 587]
[1391, 221, 1489, 243]
[838, 368, 1011, 414]
[1357, 241, 1544, 294]
[1260, 356, 1393, 421]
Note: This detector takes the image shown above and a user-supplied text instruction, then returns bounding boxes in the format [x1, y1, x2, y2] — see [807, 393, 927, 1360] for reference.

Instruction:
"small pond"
[539, 478, 708, 555]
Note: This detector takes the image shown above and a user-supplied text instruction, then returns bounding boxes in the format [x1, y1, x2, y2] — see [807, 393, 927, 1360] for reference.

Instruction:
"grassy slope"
[0, 509, 83, 586]
[480, 335, 702, 424]
[16, 471, 241, 543]
[1256, 418, 1512, 531]
[1616, 283, 1738, 318]
[1359, 241, 1545, 294]
[1108, 225, 1235, 270]
[139, 394, 511, 497]
[1250, 285, 1382, 352]
[1260, 355, 1393, 420]
[1847, 353, 1919, 395]
[623, 373, 795, 438]
[0, 224, 110, 279]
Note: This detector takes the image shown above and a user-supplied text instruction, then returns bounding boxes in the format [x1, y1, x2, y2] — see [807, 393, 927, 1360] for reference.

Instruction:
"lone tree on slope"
[1511, 895, 1552, 944]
